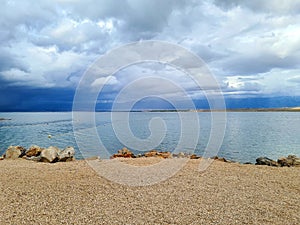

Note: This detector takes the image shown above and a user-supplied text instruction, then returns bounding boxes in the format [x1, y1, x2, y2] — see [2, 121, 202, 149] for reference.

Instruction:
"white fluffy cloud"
[0, 0, 300, 98]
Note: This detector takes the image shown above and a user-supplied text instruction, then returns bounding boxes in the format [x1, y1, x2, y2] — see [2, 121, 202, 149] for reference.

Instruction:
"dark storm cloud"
[0, 84, 75, 112]
[0, 48, 28, 72]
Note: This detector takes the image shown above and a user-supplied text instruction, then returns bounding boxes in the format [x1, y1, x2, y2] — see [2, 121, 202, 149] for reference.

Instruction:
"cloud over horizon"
[0, 0, 300, 110]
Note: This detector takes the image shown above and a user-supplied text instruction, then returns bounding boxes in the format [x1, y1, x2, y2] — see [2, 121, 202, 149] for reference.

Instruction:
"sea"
[0, 112, 299, 163]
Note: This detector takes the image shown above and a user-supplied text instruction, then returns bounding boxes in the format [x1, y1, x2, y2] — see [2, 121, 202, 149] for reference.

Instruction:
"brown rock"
[144, 150, 159, 157]
[26, 145, 43, 157]
[4, 146, 26, 159]
[190, 154, 200, 159]
[144, 150, 157, 157]
[278, 157, 292, 167]
[278, 155, 300, 167]
[142, 150, 172, 158]
[217, 157, 227, 162]
[111, 147, 135, 158]
[158, 152, 172, 159]
[211, 156, 228, 162]
[256, 157, 279, 167]
[294, 158, 300, 166]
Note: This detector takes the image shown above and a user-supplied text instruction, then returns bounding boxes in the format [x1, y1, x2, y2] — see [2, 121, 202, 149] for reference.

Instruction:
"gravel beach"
[0, 158, 299, 225]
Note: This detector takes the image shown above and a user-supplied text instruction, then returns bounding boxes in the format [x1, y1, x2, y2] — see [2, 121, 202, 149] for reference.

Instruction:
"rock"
[190, 154, 200, 159]
[0, 155, 4, 160]
[244, 162, 253, 165]
[58, 146, 75, 162]
[26, 145, 43, 157]
[143, 150, 172, 158]
[136, 154, 142, 158]
[111, 147, 135, 158]
[178, 152, 186, 158]
[256, 155, 300, 167]
[278, 155, 300, 167]
[256, 157, 279, 167]
[173, 152, 190, 158]
[40, 146, 60, 163]
[294, 158, 300, 167]
[158, 151, 172, 159]
[278, 157, 293, 167]
[217, 157, 227, 162]
[119, 147, 134, 157]
[211, 156, 229, 162]
[144, 150, 159, 157]
[4, 146, 26, 159]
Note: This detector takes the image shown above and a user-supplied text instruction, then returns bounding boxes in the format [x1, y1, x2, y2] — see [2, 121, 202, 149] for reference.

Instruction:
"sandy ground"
[0, 158, 299, 225]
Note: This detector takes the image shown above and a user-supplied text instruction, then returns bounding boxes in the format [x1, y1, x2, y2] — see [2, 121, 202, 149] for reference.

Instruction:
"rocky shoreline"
[1, 145, 75, 163]
[1, 145, 299, 167]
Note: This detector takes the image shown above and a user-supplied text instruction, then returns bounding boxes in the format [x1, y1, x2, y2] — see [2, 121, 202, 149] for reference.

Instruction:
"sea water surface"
[0, 112, 299, 163]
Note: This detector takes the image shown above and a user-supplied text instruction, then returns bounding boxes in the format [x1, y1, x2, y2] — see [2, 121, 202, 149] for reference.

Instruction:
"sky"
[1, 0, 300, 111]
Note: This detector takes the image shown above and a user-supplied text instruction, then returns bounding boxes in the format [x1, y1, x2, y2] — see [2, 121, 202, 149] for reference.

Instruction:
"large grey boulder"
[58, 146, 75, 162]
[256, 157, 279, 167]
[4, 146, 26, 159]
[40, 146, 60, 163]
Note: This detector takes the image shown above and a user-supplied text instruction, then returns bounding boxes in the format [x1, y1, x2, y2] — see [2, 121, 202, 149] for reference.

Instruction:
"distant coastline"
[132, 107, 300, 113]
[0, 118, 11, 121]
